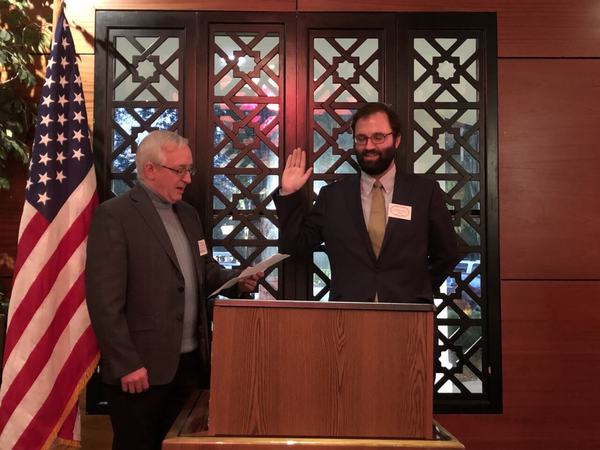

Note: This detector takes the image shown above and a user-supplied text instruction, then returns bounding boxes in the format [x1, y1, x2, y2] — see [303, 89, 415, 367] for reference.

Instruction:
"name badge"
[388, 203, 412, 221]
[197, 239, 208, 256]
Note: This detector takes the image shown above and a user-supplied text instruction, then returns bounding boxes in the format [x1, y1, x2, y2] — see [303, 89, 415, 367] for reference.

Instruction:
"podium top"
[213, 299, 435, 312]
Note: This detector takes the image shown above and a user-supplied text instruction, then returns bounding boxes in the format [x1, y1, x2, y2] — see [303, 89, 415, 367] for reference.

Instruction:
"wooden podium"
[163, 300, 464, 449]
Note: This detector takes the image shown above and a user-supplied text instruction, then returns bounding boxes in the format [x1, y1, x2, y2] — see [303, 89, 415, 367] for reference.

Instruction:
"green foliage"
[0, 0, 51, 190]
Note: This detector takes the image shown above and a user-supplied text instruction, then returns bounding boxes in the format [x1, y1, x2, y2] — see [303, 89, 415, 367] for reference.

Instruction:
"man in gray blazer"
[274, 103, 458, 303]
[86, 130, 261, 450]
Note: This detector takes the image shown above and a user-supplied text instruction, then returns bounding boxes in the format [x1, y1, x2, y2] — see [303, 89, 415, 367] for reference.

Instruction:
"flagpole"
[52, 0, 64, 32]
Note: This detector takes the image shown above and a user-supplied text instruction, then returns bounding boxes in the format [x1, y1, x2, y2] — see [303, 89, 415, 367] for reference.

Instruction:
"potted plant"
[0, 0, 51, 190]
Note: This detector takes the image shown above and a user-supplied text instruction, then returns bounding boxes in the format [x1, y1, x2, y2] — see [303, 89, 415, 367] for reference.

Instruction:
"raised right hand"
[281, 148, 313, 195]
[121, 367, 149, 394]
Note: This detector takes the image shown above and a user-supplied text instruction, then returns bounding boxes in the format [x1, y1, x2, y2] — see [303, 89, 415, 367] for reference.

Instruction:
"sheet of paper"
[238, 253, 289, 277]
[209, 253, 290, 297]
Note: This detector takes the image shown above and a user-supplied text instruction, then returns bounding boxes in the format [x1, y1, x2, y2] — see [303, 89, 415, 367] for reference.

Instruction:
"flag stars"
[39, 152, 52, 165]
[58, 95, 69, 107]
[40, 114, 53, 127]
[72, 148, 84, 161]
[27, 16, 91, 214]
[42, 95, 54, 107]
[72, 129, 84, 142]
[38, 172, 52, 185]
[73, 111, 84, 123]
[37, 192, 51, 206]
[39, 134, 52, 147]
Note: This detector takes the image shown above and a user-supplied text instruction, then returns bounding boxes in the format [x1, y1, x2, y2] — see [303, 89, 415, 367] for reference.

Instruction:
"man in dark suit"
[274, 103, 457, 303]
[85, 130, 261, 450]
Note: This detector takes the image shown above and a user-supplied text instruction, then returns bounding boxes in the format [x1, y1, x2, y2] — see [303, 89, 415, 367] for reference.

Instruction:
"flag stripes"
[0, 5, 99, 449]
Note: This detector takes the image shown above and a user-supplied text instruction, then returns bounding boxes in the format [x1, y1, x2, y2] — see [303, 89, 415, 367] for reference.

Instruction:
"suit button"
[177, 286, 184, 292]
[176, 313, 183, 321]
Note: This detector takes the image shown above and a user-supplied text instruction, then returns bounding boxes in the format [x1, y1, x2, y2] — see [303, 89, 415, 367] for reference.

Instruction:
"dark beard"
[356, 144, 396, 175]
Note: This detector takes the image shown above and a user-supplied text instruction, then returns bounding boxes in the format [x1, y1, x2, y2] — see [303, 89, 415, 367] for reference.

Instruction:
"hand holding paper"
[238, 272, 263, 293]
[209, 253, 290, 297]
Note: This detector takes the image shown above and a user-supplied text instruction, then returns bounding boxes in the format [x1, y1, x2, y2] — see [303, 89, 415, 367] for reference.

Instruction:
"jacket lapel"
[129, 184, 181, 272]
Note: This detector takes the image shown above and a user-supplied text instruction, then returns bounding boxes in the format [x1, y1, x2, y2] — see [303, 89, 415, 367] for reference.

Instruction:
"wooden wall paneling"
[92, 0, 297, 9]
[499, 59, 600, 280]
[298, 0, 494, 11]
[297, 0, 600, 57]
[64, 0, 299, 52]
[63, 1, 96, 55]
[71, 0, 600, 57]
[495, 0, 600, 58]
[437, 281, 600, 450]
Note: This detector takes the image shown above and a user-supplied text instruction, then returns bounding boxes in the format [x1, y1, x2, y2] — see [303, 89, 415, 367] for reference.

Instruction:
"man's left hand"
[238, 272, 264, 293]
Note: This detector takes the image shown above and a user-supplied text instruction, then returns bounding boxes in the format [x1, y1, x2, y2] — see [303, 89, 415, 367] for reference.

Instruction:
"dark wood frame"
[396, 12, 501, 413]
[90, 10, 500, 415]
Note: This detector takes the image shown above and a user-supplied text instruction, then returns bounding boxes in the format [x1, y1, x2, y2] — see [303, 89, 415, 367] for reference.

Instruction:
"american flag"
[0, 7, 99, 450]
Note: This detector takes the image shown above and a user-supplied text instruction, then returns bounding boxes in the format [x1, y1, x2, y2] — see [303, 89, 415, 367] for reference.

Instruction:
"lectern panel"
[209, 300, 434, 439]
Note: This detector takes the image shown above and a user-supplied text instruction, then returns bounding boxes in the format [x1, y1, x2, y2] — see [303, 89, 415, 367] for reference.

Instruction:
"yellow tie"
[368, 180, 386, 258]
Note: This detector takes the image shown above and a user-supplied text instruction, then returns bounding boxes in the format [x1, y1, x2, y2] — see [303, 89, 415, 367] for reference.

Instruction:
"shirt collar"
[361, 163, 396, 194]
[138, 180, 173, 209]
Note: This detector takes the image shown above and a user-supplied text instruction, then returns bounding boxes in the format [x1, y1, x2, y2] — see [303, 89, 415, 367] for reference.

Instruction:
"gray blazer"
[85, 184, 237, 385]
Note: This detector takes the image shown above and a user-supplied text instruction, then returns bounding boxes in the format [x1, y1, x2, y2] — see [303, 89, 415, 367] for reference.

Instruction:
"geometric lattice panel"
[409, 34, 486, 396]
[209, 27, 284, 299]
[309, 32, 385, 301]
[109, 31, 184, 196]
[95, 10, 499, 415]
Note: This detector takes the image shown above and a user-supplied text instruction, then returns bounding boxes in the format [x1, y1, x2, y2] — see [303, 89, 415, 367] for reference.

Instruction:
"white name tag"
[197, 239, 208, 256]
[388, 203, 412, 221]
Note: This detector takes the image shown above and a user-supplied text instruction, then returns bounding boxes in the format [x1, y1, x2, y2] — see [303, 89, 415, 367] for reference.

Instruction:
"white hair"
[135, 130, 189, 181]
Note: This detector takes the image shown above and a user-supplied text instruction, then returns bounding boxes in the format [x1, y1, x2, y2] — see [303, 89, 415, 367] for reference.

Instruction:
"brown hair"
[351, 102, 402, 139]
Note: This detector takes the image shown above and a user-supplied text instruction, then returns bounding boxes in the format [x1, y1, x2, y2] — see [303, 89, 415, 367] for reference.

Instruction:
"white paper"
[209, 253, 290, 297]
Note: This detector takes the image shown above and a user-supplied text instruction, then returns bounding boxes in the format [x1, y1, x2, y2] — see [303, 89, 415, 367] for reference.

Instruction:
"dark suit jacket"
[274, 169, 458, 302]
[85, 184, 238, 385]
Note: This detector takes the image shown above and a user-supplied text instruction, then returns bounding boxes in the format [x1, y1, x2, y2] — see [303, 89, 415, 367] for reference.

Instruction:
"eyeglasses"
[156, 164, 196, 177]
[354, 132, 393, 146]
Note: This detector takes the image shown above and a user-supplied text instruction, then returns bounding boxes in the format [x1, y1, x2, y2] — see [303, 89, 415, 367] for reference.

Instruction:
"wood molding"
[63, 0, 600, 56]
